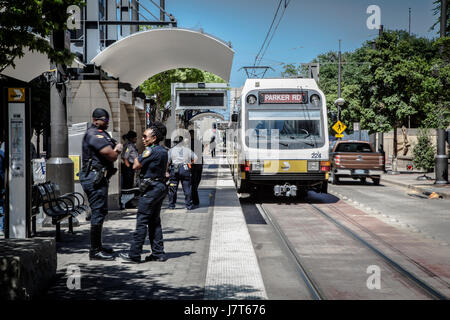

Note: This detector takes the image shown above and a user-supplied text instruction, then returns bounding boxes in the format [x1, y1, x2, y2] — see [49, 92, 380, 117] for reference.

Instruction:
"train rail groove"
[257, 201, 448, 300]
[256, 204, 325, 300]
[308, 202, 448, 300]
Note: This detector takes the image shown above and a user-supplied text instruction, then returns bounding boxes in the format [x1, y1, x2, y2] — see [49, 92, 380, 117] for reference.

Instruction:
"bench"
[35, 182, 86, 241]
[121, 187, 140, 208]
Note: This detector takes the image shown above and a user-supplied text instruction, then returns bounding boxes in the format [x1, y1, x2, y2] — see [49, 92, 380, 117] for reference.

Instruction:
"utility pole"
[408, 8, 411, 36]
[435, 0, 449, 184]
[160, 0, 165, 21]
[46, 31, 74, 196]
[337, 39, 342, 121]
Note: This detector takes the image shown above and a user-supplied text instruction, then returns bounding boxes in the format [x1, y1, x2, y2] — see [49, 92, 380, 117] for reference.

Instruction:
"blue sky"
[141, 0, 439, 87]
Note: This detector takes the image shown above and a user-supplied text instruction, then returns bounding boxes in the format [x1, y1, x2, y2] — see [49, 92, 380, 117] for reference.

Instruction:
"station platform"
[381, 171, 450, 200]
[40, 155, 267, 300]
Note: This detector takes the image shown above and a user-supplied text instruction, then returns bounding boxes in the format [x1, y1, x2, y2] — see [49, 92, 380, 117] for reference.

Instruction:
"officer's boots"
[89, 224, 115, 261]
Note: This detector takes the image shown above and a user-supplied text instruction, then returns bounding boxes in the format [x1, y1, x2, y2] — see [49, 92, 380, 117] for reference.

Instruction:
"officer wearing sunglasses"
[119, 122, 169, 264]
[80, 108, 123, 261]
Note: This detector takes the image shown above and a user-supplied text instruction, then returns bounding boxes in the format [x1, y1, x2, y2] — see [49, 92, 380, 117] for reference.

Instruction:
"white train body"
[228, 78, 330, 196]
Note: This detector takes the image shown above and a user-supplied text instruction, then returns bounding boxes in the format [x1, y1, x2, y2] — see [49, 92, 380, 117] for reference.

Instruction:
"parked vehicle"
[329, 140, 385, 185]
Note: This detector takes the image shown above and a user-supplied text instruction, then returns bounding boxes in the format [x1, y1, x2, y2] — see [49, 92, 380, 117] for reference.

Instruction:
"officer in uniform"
[119, 122, 168, 263]
[121, 130, 139, 190]
[167, 136, 197, 210]
[189, 129, 203, 207]
[80, 108, 123, 261]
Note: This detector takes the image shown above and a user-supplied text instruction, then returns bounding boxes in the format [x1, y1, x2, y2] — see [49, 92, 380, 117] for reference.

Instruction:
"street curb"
[382, 178, 450, 200]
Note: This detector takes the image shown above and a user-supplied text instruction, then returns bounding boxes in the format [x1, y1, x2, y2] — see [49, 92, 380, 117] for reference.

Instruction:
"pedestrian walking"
[121, 130, 139, 191]
[167, 136, 197, 210]
[210, 134, 216, 158]
[190, 129, 203, 207]
[80, 108, 123, 261]
[119, 122, 169, 263]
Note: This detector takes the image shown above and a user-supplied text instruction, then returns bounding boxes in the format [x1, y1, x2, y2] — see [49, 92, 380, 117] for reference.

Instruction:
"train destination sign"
[259, 92, 308, 104]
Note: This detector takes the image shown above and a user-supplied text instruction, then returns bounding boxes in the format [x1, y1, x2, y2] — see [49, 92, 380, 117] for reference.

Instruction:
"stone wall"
[0, 238, 56, 300]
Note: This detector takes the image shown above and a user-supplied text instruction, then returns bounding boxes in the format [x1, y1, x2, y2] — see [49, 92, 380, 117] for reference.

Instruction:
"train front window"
[246, 110, 324, 149]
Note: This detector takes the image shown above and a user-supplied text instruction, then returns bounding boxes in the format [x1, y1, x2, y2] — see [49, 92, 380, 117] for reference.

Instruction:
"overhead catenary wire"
[257, 1, 289, 66]
[253, 0, 284, 66]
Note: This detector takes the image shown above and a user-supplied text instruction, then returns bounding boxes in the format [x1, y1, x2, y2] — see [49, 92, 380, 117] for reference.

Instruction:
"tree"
[413, 128, 435, 177]
[0, 0, 84, 72]
[140, 68, 225, 122]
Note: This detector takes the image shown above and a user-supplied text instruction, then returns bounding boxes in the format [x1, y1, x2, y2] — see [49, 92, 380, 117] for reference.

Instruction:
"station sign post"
[3, 87, 32, 238]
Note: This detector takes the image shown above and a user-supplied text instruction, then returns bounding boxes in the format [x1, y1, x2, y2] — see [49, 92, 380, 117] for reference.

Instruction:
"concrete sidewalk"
[39, 155, 266, 300]
[381, 172, 450, 200]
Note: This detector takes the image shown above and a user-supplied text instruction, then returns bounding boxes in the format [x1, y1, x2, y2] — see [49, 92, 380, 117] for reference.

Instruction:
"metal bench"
[121, 187, 140, 208]
[47, 182, 89, 215]
[36, 182, 80, 241]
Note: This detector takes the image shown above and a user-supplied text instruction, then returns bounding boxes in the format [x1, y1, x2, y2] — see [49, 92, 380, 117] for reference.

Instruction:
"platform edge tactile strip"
[204, 159, 268, 300]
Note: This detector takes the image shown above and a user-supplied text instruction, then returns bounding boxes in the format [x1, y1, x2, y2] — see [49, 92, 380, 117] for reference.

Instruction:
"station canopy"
[91, 28, 234, 88]
[1, 46, 85, 83]
[1, 47, 50, 82]
[189, 111, 225, 122]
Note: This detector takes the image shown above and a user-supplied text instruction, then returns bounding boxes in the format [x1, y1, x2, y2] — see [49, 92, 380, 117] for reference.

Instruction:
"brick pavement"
[40, 156, 267, 300]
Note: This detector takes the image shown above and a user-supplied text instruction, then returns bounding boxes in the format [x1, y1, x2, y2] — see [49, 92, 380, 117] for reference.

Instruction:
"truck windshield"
[246, 110, 324, 149]
[335, 143, 372, 152]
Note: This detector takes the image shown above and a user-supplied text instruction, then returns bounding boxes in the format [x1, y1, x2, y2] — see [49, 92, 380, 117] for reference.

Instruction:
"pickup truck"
[329, 140, 385, 185]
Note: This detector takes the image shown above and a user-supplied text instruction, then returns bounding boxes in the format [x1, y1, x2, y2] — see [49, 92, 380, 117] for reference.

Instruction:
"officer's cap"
[92, 108, 110, 120]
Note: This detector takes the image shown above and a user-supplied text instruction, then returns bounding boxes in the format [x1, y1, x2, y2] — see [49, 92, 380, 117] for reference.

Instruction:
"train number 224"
[311, 152, 322, 159]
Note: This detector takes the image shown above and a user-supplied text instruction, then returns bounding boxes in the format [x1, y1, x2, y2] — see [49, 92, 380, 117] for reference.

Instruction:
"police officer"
[119, 122, 168, 263]
[189, 129, 203, 207]
[80, 108, 123, 261]
[167, 136, 197, 210]
[121, 130, 138, 190]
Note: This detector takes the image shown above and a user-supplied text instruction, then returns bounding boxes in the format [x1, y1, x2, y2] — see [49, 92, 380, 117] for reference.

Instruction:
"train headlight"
[247, 94, 257, 105]
[310, 94, 320, 106]
[307, 161, 319, 171]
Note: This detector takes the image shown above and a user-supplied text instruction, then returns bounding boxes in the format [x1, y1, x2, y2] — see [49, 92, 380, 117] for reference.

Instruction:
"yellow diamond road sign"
[332, 121, 346, 134]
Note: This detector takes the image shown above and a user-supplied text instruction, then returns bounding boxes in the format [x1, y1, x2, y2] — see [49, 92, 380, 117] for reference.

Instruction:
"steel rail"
[308, 203, 448, 300]
[256, 203, 325, 300]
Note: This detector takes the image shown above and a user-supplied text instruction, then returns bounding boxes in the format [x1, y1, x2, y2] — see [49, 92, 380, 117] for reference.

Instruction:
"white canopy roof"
[1, 47, 50, 82]
[91, 28, 234, 88]
[1, 46, 85, 82]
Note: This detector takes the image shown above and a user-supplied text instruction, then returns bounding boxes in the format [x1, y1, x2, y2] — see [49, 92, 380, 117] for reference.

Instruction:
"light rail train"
[227, 78, 330, 197]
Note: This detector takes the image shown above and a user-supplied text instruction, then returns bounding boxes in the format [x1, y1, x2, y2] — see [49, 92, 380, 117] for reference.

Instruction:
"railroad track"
[256, 201, 449, 300]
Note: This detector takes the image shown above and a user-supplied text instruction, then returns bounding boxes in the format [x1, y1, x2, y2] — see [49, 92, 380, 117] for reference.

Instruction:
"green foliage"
[305, 30, 449, 136]
[413, 128, 436, 172]
[280, 63, 307, 78]
[0, 0, 85, 72]
[140, 68, 226, 119]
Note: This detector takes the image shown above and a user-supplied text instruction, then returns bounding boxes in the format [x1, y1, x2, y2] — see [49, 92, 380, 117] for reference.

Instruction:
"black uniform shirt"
[82, 124, 116, 170]
[138, 145, 168, 179]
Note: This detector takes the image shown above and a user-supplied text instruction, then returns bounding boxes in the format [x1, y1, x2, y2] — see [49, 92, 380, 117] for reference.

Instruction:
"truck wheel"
[372, 177, 380, 185]
[331, 172, 339, 185]
[321, 181, 328, 194]
[360, 177, 366, 184]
